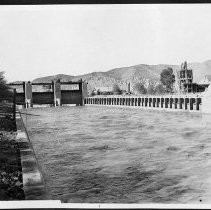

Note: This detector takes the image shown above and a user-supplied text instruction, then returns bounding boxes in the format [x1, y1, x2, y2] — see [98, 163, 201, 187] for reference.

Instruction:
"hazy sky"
[1, 4, 211, 82]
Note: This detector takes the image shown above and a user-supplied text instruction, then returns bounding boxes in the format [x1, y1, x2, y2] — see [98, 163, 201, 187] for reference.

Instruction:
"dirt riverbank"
[0, 117, 24, 200]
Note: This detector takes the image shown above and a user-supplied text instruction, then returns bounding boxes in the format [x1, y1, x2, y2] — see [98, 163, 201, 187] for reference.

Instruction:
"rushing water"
[22, 105, 211, 203]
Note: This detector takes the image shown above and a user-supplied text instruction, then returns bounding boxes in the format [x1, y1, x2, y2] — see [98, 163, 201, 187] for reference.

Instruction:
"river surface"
[22, 105, 211, 203]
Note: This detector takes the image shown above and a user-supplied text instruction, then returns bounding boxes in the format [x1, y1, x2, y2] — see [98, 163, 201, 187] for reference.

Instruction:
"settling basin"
[22, 106, 211, 203]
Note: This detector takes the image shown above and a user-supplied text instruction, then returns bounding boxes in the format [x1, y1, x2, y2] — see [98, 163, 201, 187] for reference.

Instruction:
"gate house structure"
[9, 79, 88, 108]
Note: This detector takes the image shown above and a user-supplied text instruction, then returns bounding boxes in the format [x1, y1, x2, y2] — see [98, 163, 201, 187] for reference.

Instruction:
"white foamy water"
[22, 106, 211, 203]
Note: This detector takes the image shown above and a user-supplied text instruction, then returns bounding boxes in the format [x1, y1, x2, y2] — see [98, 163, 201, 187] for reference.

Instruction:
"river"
[22, 105, 211, 203]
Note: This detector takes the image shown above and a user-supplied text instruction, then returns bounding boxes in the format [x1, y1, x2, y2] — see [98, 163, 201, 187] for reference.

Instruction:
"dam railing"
[84, 94, 203, 111]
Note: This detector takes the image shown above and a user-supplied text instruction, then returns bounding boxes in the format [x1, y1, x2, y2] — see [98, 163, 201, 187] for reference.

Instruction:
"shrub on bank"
[0, 72, 13, 99]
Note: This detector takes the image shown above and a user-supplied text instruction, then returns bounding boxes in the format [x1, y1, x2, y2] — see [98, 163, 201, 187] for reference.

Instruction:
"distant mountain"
[26, 60, 211, 93]
[9, 81, 24, 84]
[33, 74, 75, 83]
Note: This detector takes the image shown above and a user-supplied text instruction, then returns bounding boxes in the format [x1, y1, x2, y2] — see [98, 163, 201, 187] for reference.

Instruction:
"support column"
[164, 98, 169, 108]
[149, 98, 152, 107]
[79, 80, 83, 106]
[117, 98, 119, 105]
[161, 98, 164, 108]
[179, 98, 184, 109]
[128, 98, 130, 106]
[142, 98, 144, 107]
[82, 81, 88, 106]
[125, 98, 128, 106]
[169, 98, 173, 109]
[24, 81, 32, 108]
[54, 80, 61, 106]
[131, 98, 134, 106]
[152, 98, 156, 108]
[127, 98, 129, 106]
[145, 97, 148, 107]
[138, 98, 141, 106]
[185, 98, 189, 110]
[190, 98, 194, 110]
[156, 98, 160, 108]
[196, 97, 201, 111]
[174, 98, 178, 109]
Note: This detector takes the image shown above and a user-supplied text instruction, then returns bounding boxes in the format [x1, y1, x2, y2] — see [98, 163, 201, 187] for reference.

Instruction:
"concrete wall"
[85, 95, 202, 112]
[16, 112, 49, 200]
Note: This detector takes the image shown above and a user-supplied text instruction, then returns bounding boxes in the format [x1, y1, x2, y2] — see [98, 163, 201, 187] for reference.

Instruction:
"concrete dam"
[9, 80, 209, 112]
[84, 95, 203, 112]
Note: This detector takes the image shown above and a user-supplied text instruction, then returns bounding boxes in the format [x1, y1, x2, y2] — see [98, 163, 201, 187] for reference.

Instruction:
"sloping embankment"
[16, 111, 49, 200]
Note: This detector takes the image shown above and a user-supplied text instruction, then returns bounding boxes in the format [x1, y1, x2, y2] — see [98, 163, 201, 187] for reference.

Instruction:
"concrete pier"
[54, 81, 61, 106]
[85, 95, 202, 112]
[24, 82, 32, 108]
[202, 85, 211, 113]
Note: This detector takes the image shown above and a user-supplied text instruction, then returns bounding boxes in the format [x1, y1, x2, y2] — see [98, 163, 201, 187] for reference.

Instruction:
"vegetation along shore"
[0, 72, 24, 200]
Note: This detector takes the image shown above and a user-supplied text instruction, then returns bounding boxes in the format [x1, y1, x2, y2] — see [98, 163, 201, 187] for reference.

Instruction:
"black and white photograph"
[1, 3, 211, 208]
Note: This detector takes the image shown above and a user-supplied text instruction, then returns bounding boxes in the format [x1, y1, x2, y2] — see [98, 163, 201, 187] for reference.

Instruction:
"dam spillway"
[84, 95, 202, 112]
